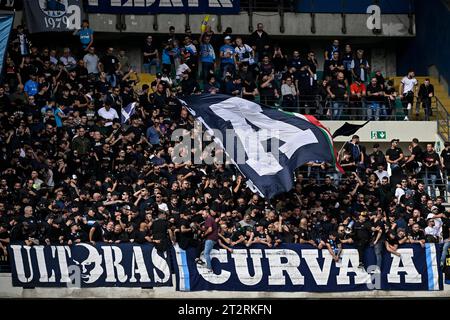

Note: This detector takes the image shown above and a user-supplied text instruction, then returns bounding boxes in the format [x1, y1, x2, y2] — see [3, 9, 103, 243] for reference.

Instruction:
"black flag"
[23, 0, 84, 33]
[332, 121, 370, 139]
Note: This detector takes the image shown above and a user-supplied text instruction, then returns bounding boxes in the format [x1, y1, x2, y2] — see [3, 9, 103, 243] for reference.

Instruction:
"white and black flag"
[23, 0, 83, 33]
[182, 94, 343, 199]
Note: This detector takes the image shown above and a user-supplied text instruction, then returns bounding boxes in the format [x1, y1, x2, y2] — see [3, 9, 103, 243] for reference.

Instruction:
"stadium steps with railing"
[136, 72, 450, 121]
[392, 76, 450, 117]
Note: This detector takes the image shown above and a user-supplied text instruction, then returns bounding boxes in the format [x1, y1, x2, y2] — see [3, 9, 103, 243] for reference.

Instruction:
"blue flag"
[181, 94, 343, 198]
[0, 14, 14, 80]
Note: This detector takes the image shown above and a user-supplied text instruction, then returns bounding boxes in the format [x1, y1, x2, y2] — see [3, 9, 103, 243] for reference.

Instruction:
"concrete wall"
[0, 273, 448, 299]
[371, 47, 397, 78]
[323, 121, 437, 143]
[88, 12, 414, 37]
[3, 10, 415, 37]
[397, 0, 450, 94]
[430, 65, 449, 97]
[2, 11, 401, 75]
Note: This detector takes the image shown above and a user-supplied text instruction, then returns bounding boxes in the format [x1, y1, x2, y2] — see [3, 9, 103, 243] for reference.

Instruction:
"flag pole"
[336, 140, 348, 161]
[180, 98, 266, 198]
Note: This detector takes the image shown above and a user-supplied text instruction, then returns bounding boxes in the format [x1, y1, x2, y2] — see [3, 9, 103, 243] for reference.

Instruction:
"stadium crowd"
[0, 21, 448, 273]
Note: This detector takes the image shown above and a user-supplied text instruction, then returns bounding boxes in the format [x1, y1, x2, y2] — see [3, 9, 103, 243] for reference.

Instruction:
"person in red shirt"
[349, 77, 366, 120]
[202, 209, 219, 272]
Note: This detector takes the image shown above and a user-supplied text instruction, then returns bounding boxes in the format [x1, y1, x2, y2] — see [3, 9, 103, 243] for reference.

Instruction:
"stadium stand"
[0, 1, 449, 293]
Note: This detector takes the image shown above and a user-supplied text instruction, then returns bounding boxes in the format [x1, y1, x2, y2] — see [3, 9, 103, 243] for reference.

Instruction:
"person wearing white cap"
[425, 219, 440, 243]
[219, 36, 235, 79]
[426, 206, 445, 242]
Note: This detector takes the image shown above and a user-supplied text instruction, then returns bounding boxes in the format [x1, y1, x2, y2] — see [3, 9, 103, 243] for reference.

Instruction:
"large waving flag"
[181, 94, 343, 198]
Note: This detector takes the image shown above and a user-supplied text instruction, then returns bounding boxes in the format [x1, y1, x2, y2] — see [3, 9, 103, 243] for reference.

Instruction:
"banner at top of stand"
[83, 0, 240, 14]
[23, 0, 85, 33]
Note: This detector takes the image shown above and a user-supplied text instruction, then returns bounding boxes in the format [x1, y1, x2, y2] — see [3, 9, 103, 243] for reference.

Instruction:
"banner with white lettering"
[173, 243, 443, 292]
[23, 0, 83, 33]
[9, 243, 173, 287]
[84, 0, 240, 14]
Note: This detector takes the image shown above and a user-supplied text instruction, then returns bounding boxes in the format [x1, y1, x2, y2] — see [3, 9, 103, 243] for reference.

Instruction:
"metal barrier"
[294, 168, 450, 203]
[436, 97, 450, 142]
[238, 0, 294, 34]
[256, 95, 442, 121]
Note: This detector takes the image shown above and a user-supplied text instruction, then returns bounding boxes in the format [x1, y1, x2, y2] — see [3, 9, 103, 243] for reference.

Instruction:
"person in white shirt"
[155, 194, 169, 213]
[160, 70, 173, 87]
[281, 77, 297, 109]
[184, 37, 197, 56]
[426, 206, 444, 241]
[49, 49, 58, 65]
[375, 165, 389, 182]
[97, 103, 119, 126]
[399, 70, 418, 121]
[234, 37, 255, 66]
[176, 63, 191, 80]
[394, 179, 409, 201]
[424, 218, 440, 242]
[60, 48, 77, 69]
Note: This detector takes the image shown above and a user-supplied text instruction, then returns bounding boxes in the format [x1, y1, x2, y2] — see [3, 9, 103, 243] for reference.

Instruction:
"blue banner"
[9, 243, 173, 287]
[84, 0, 240, 14]
[0, 14, 14, 79]
[445, 244, 450, 284]
[173, 243, 443, 292]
